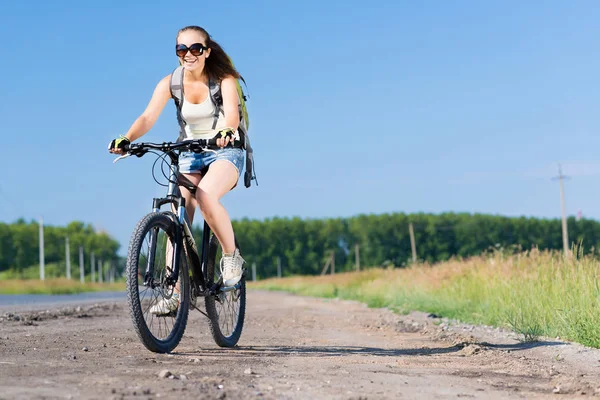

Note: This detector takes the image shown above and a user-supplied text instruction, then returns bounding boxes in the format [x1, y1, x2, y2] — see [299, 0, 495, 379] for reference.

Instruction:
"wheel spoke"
[126, 213, 190, 353]
[205, 235, 245, 346]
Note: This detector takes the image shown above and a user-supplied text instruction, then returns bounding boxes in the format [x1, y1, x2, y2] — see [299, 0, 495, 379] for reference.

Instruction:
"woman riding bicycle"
[108, 25, 245, 315]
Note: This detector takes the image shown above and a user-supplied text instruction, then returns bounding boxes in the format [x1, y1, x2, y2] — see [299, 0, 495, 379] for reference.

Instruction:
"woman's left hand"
[216, 128, 235, 148]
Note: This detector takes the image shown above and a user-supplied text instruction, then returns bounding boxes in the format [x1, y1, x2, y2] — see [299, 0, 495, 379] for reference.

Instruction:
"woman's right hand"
[108, 135, 131, 154]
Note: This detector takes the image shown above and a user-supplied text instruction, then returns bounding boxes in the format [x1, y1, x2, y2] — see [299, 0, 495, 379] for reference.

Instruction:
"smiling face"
[176, 29, 211, 72]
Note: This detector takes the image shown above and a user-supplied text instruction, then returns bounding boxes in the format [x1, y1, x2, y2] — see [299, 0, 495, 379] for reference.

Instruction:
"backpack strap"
[239, 75, 249, 101]
[208, 78, 224, 130]
[243, 134, 258, 188]
[170, 66, 186, 142]
[206, 75, 258, 188]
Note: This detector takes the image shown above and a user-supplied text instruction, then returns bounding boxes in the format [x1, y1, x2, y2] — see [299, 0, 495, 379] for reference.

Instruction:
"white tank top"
[180, 93, 228, 140]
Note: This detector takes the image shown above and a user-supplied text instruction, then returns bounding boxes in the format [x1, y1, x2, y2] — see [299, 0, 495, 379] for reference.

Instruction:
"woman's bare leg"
[195, 160, 239, 253]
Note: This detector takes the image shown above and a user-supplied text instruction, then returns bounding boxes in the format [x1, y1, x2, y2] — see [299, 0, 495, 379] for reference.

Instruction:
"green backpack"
[169, 64, 257, 188]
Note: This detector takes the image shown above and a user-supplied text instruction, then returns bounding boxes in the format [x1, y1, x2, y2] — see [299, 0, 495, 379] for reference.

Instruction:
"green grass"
[0, 278, 125, 295]
[0, 262, 124, 294]
[0, 262, 92, 280]
[250, 247, 600, 348]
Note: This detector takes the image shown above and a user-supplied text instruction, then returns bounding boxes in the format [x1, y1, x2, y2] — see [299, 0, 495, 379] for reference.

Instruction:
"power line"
[39, 217, 45, 281]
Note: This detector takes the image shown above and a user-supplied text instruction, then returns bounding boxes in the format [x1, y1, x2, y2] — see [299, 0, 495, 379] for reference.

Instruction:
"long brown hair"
[177, 25, 240, 82]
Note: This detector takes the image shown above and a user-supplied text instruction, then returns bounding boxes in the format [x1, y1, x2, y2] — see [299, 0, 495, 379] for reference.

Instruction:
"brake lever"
[113, 153, 131, 164]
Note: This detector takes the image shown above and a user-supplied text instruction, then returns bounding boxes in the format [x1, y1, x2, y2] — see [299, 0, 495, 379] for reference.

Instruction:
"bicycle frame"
[144, 150, 210, 294]
[116, 138, 245, 298]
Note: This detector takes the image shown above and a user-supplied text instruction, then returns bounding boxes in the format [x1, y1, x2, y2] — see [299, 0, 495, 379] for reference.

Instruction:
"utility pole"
[91, 252, 95, 283]
[39, 217, 45, 281]
[79, 246, 84, 283]
[355, 244, 360, 272]
[331, 250, 335, 274]
[277, 257, 281, 278]
[409, 222, 417, 263]
[98, 259, 103, 283]
[65, 237, 71, 279]
[321, 253, 332, 275]
[252, 262, 256, 281]
[552, 164, 570, 255]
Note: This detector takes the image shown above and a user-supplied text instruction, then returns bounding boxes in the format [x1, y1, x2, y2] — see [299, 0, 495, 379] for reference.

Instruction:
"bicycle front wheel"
[125, 212, 190, 353]
[204, 234, 246, 347]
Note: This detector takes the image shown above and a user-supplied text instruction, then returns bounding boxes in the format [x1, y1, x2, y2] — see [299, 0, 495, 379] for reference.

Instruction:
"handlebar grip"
[189, 138, 224, 152]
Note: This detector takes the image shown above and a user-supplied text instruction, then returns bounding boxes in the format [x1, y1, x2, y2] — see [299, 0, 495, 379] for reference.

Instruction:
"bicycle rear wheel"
[204, 234, 246, 347]
[125, 212, 190, 353]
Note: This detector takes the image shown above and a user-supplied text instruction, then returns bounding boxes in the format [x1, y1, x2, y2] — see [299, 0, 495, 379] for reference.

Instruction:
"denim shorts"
[179, 147, 245, 177]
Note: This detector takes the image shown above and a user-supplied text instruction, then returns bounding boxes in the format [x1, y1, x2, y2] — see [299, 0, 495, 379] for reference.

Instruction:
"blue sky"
[1, 0, 599, 254]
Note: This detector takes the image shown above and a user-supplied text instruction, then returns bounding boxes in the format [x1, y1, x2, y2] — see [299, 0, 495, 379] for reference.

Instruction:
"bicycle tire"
[125, 212, 190, 353]
[204, 234, 246, 347]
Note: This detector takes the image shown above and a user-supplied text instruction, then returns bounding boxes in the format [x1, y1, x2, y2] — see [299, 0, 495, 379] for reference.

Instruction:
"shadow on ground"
[174, 340, 565, 358]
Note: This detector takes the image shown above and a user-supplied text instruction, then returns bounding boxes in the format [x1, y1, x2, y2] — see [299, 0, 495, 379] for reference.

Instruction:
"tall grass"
[250, 247, 600, 348]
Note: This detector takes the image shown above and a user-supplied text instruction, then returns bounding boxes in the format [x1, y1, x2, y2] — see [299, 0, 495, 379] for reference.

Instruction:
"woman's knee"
[197, 189, 219, 219]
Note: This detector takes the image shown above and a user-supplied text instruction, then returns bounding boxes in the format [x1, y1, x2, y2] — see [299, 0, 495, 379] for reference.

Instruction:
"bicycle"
[113, 138, 247, 353]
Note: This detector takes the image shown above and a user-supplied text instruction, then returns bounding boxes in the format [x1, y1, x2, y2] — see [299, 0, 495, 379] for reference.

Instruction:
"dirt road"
[1, 290, 600, 399]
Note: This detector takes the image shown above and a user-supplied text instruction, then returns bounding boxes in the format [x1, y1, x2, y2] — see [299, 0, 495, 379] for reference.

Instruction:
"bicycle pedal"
[158, 310, 177, 318]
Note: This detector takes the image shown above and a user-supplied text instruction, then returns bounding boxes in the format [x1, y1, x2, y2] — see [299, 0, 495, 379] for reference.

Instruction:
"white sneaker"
[220, 249, 244, 287]
[149, 293, 179, 316]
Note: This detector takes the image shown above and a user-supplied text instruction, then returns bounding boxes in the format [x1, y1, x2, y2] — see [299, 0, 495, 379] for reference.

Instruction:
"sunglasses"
[176, 43, 208, 57]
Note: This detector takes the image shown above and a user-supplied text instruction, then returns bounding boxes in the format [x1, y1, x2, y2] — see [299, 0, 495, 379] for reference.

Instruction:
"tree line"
[0, 219, 120, 276]
[2, 212, 599, 279]
[194, 212, 600, 279]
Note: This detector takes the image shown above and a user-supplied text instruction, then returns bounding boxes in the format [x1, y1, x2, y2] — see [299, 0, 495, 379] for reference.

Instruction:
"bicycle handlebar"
[122, 138, 241, 157]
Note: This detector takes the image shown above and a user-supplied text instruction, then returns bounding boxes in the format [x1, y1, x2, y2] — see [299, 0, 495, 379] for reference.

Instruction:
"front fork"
[144, 196, 186, 288]
[144, 227, 159, 287]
